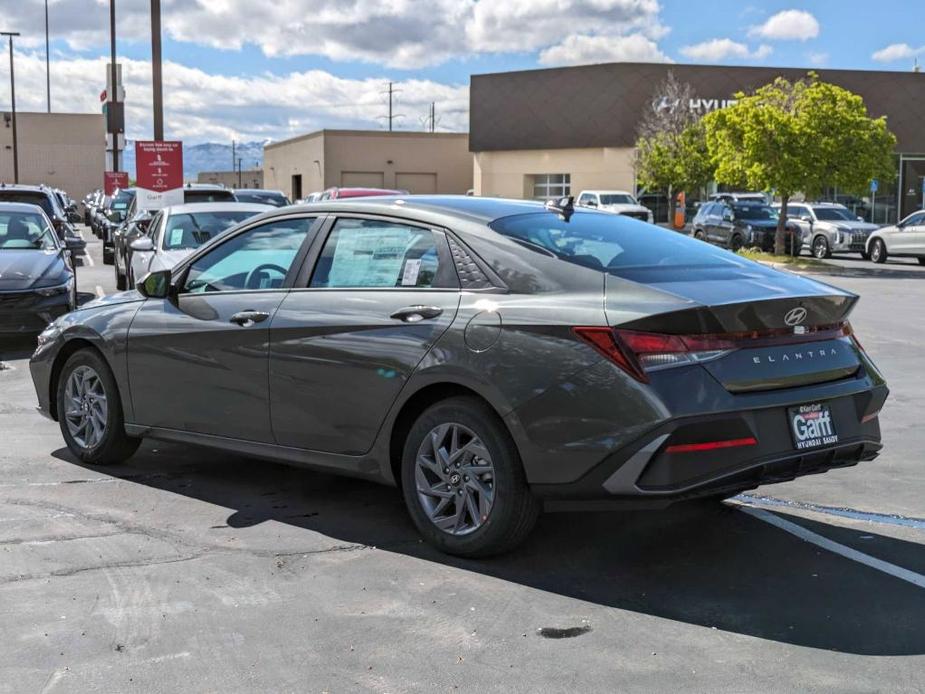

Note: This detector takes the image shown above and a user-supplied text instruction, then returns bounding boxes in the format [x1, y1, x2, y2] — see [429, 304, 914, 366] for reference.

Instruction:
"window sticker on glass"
[169, 228, 185, 248]
[401, 258, 422, 286]
[328, 228, 413, 287]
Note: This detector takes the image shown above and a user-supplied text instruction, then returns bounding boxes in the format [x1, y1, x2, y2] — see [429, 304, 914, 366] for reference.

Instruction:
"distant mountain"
[122, 141, 266, 180]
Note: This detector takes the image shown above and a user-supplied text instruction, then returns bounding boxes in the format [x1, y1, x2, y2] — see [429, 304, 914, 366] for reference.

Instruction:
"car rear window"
[489, 211, 751, 276]
[0, 192, 55, 218]
[184, 190, 236, 203]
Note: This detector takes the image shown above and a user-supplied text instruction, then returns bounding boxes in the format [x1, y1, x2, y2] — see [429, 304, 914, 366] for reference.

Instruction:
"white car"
[866, 210, 925, 265]
[128, 202, 273, 286]
[576, 190, 654, 223]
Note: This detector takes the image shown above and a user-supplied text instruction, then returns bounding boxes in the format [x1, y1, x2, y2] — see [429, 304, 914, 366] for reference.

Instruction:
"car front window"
[0, 212, 58, 250]
[183, 217, 314, 293]
[812, 207, 854, 221]
[599, 194, 636, 205]
[733, 205, 778, 221]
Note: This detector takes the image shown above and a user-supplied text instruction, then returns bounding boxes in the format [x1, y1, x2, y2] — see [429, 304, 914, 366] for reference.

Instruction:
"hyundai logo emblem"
[784, 307, 808, 326]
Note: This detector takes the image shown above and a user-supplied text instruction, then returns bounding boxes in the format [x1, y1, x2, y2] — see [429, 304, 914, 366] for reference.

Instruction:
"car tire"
[812, 235, 831, 259]
[400, 396, 540, 557]
[115, 261, 126, 291]
[102, 247, 114, 266]
[870, 238, 887, 264]
[693, 229, 705, 241]
[918, 258, 925, 266]
[861, 251, 871, 261]
[730, 234, 744, 252]
[56, 349, 141, 465]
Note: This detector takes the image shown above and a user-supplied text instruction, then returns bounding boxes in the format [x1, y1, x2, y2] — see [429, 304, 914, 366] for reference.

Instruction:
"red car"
[319, 187, 407, 200]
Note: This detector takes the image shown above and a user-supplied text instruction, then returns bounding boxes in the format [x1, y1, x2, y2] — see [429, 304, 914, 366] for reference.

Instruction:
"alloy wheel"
[813, 237, 829, 259]
[63, 365, 108, 449]
[415, 423, 495, 536]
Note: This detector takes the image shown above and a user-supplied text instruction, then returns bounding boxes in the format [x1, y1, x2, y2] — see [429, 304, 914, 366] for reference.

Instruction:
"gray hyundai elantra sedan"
[30, 196, 888, 556]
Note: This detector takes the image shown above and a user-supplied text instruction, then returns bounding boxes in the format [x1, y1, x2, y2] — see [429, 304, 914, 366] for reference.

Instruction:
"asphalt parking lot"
[1, 230, 924, 692]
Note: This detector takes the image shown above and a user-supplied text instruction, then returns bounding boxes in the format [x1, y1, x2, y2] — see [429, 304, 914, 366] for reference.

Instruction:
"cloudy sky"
[0, 0, 921, 144]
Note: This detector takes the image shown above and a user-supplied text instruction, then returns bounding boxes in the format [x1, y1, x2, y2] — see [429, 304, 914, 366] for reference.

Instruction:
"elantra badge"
[784, 307, 807, 327]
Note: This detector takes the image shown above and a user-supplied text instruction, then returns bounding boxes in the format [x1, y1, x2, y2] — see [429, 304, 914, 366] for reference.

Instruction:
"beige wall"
[263, 131, 325, 200]
[473, 147, 636, 199]
[197, 169, 264, 189]
[0, 112, 105, 202]
[264, 129, 472, 200]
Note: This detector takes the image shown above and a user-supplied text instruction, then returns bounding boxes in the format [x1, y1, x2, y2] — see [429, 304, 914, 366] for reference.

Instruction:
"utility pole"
[237, 157, 242, 188]
[150, 0, 163, 140]
[44, 0, 50, 112]
[109, 0, 119, 172]
[379, 82, 404, 131]
[1, 32, 20, 183]
[430, 102, 435, 133]
[231, 139, 235, 174]
[388, 82, 394, 131]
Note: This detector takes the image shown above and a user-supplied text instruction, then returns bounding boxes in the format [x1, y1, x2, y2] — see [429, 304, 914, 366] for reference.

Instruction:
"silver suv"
[776, 202, 879, 259]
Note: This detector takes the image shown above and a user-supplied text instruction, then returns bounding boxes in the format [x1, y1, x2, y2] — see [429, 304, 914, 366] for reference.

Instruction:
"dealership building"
[0, 112, 105, 202]
[263, 129, 472, 201]
[470, 62, 925, 223]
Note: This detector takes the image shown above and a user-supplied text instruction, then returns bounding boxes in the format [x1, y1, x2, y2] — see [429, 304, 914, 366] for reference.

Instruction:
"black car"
[0, 184, 86, 255]
[692, 201, 801, 253]
[0, 203, 76, 335]
[30, 196, 887, 557]
[112, 209, 154, 290]
[232, 188, 290, 207]
[99, 188, 136, 265]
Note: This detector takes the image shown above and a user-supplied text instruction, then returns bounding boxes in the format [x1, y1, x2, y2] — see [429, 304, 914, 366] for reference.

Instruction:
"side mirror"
[137, 269, 172, 298]
[723, 211, 734, 222]
[136, 217, 152, 232]
[130, 236, 155, 252]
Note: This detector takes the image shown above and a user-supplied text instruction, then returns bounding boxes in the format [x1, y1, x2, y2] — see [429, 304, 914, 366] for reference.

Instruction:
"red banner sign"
[135, 140, 183, 193]
[103, 171, 129, 196]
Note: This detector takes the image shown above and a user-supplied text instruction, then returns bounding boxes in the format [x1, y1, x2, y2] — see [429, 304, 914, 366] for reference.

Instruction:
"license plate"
[788, 403, 838, 451]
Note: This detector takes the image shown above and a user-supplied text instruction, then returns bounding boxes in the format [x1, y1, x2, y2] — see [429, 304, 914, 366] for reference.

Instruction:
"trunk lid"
[605, 260, 861, 392]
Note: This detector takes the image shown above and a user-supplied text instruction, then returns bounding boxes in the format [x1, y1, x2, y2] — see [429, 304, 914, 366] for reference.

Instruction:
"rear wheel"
[401, 397, 539, 557]
[918, 258, 925, 266]
[693, 229, 705, 241]
[812, 235, 831, 259]
[56, 349, 140, 465]
[870, 238, 887, 264]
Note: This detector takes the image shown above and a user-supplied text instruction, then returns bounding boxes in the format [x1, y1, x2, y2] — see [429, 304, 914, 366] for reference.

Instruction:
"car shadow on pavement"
[0, 336, 38, 361]
[52, 442, 925, 657]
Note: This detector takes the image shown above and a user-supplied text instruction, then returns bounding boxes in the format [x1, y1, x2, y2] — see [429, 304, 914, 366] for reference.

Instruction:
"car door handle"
[230, 310, 270, 327]
[390, 305, 444, 323]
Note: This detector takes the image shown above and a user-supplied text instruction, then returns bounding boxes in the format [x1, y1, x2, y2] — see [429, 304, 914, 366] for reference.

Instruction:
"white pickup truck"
[575, 190, 654, 223]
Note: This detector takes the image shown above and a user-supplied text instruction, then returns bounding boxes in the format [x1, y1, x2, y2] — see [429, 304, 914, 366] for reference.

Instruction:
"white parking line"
[95, 285, 105, 299]
[82, 248, 95, 267]
[741, 506, 925, 590]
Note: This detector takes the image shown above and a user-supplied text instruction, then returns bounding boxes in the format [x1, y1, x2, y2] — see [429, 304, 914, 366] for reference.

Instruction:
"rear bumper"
[531, 384, 887, 506]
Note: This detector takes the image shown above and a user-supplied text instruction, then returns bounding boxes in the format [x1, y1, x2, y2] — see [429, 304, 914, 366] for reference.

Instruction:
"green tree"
[635, 73, 714, 217]
[703, 74, 896, 255]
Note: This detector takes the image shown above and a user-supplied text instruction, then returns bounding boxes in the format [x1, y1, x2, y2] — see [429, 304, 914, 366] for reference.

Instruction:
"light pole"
[44, 0, 50, 112]
[151, 0, 163, 140]
[1, 31, 20, 183]
[109, 1, 119, 172]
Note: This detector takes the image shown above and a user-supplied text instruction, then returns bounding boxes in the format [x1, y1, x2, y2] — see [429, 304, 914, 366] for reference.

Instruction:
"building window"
[532, 173, 570, 201]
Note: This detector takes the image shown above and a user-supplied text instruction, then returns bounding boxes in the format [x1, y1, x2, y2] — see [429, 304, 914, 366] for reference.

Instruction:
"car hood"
[819, 220, 879, 233]
[74, 289, 145, 312]
[600, 203, 651, 216]
[0, 251, 68, 291]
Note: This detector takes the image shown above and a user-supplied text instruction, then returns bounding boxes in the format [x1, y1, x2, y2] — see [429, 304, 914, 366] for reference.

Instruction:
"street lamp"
[1, 31, 20, 183]
[45, 0, 51, 112]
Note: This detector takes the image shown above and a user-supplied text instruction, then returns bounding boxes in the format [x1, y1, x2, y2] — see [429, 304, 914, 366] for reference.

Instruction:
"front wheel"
[812, 235, 831, 259]
[917, 258, 925, 266]
[56, 349, 140, 465]
[401, 397, 539, 557]
[729, 234, 744, 252]
[693, 229, 705, 241]
[870, 239, 887, 264]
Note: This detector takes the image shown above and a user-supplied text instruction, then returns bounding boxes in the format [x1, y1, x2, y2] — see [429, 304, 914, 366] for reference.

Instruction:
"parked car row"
[0, 184, 86, 255]
[691, 200, 801, 253]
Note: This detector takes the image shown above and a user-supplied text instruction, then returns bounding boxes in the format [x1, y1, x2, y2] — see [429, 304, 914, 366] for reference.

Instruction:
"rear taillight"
[573, 321, 854, 383]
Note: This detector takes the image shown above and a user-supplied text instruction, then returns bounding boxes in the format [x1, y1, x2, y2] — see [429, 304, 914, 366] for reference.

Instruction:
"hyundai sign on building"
[469, 62, 925, 224]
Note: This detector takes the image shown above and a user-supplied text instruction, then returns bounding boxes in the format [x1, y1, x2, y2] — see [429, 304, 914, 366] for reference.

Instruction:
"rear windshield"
[184, 190, 236, 203]
[234, 191, 289, 207]
[489, 211, 748, 275]
[163, 210, 259, 250]
[0, 192, 55, 218]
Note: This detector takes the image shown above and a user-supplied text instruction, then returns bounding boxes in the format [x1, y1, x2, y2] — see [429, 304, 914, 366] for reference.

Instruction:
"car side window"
[905, 212, 925, 227]
[183, 217, 315, 293]
[310, 218, 446, 289]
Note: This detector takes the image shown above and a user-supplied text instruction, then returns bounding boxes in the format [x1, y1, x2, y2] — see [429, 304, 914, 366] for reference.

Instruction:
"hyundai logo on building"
[784, 307, 808, 326]
[651, 96, 738, 114]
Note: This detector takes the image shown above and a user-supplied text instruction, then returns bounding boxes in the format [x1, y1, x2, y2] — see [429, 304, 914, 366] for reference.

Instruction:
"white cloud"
[871, 43, 925, 63]
[539, 34, 671, 66]
[806, 51, 828, 66]
[3, 0, 668, 69]
[680, 39, 772, 62]
[0, 49, 470, 143]
[748, 9, 820, 41]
